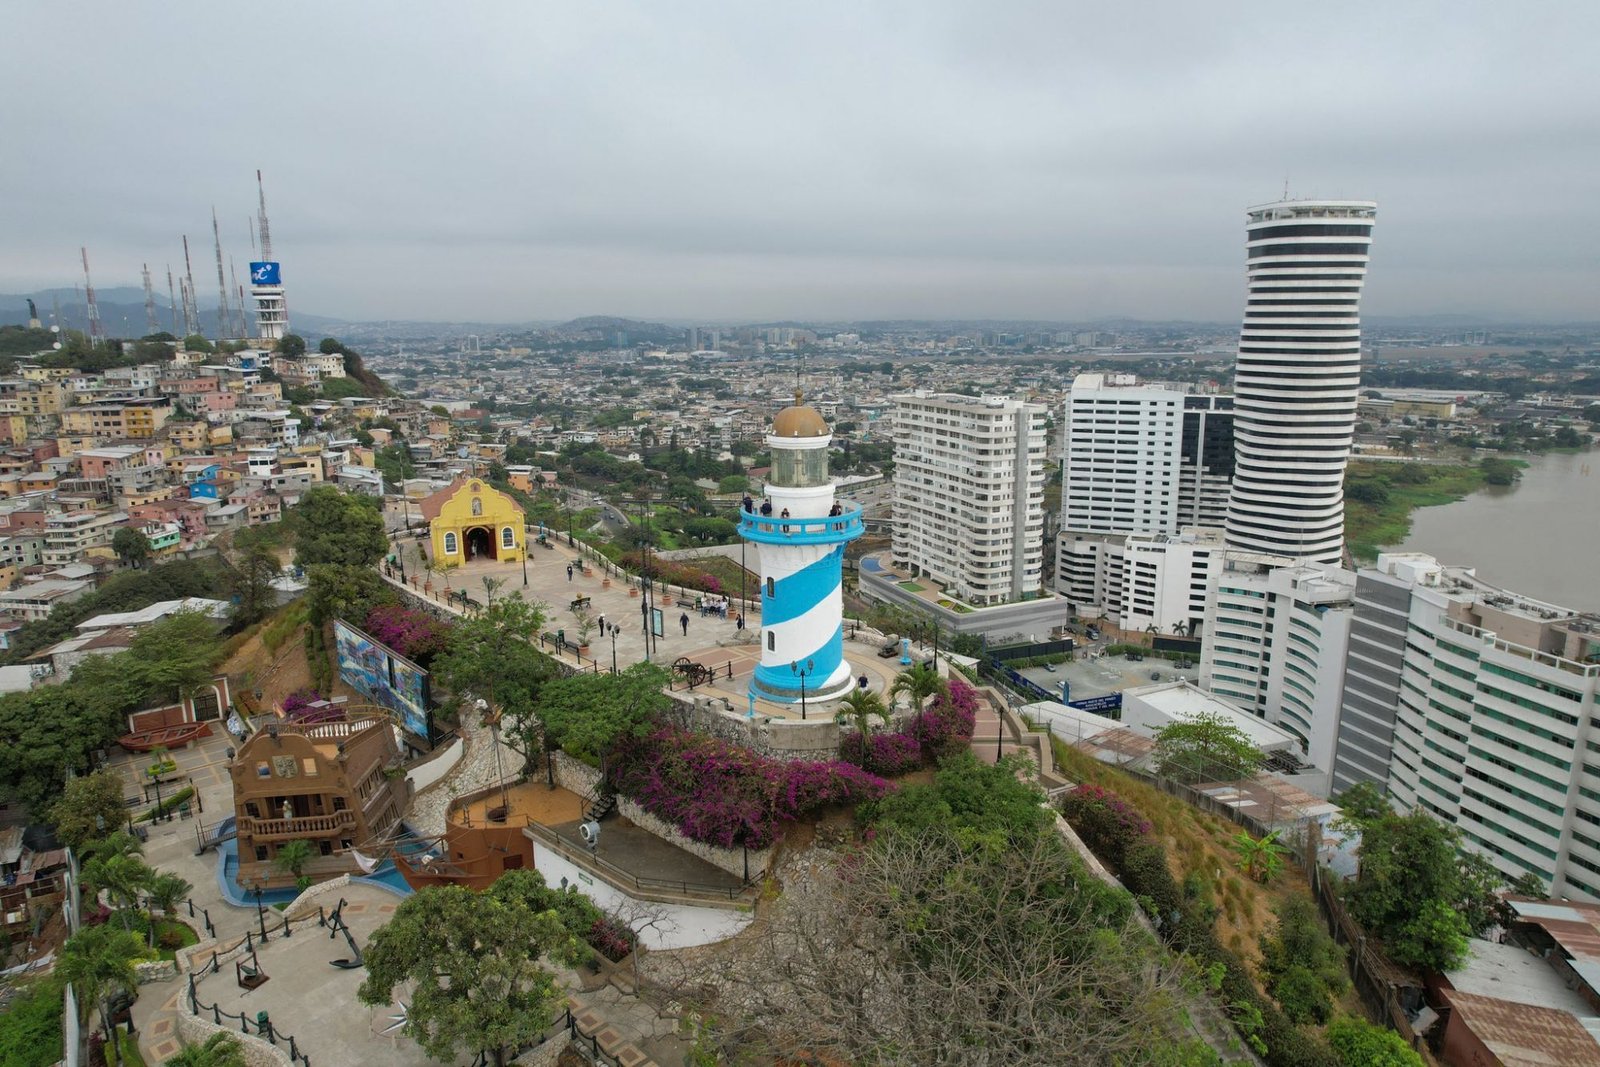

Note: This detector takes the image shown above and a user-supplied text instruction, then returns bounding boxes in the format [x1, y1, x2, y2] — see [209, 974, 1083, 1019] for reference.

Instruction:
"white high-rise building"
[1329, 553, 1600, 900]
[1055, 374, 1233, 632]
[890, 392, 1048, 606]
[1199, 553, 1355, 778]
[1224, 199, 1376, 564]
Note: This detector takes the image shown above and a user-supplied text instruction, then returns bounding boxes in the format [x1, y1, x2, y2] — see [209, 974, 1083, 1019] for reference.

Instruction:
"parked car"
[1043, 662, 1057, 673]
[1085, 626, 1101, 640]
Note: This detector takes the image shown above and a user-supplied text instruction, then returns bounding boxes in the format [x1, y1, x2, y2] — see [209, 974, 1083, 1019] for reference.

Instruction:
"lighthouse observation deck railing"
[738, 501, 865, 545]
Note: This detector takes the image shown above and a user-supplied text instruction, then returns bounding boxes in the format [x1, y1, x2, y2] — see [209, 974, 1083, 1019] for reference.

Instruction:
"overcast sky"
[4, 2, 1597, 324]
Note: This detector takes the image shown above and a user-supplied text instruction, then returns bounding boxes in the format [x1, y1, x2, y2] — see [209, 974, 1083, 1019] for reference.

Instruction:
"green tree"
[0, 975, 67, 1067]
[836, 688, 891, 739]
[717, 474, 749, 494]
[867, 751, 1052, 848]
[275, 333, 307, 357]
[182, 334, 214, 354]
[227, 527, 281, 625]
[126, 611, 223, 708]
[318, 336, 344, 355]
[1259, 896, 1346, 1025]
[291, 485, 388, 569]
[163, 1032, 248, 1067]
[529, 663, 670, 767]
[305, 563, 392, 627]
[111, 526, 151, 568]
[434, 598, 553, 723]
[358, 872, 588, 1066]
[274, 839, 315, 888]
[1152, 710, 1264, 784]
[1326, 1017, 1424, 1067]
[58, 925, 145, 1067]
[1231, 828, 1288, 884]
[889, 662, 946, 710]
[81, 852, 153, 932]
[49, 770, 128, 851]
[146, 872, 193, 918]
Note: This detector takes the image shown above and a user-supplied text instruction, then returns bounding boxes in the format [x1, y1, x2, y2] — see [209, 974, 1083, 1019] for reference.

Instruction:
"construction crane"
[141, 263, 159, 335]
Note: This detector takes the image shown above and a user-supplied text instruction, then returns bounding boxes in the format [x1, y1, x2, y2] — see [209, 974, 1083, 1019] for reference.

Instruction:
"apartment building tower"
[1224, 199, 1376, 564]
[890, 392, 1047, 606]
[1328, 553, 1600, 900]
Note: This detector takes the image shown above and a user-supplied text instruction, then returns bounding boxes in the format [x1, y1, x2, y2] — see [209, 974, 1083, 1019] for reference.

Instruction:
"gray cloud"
[3, 1, 1597, 323]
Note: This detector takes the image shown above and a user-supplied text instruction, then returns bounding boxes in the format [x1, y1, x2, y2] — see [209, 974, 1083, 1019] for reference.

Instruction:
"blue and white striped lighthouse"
[740, 393, 863, 707]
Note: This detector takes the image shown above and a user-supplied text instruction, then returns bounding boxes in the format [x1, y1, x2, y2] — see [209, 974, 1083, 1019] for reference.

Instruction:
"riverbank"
[1343, 458, 1526, 560]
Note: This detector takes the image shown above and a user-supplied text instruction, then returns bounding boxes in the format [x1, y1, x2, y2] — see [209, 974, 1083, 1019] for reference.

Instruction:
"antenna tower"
[211, 208, 232, 339]
[181, 236, 200, 337]
[228, 256, 247, 336]
[165, 265, 179, 335]
[141, 263, 159, 335]
[80, 247, 104, 346]
[256, 169, 273, 261]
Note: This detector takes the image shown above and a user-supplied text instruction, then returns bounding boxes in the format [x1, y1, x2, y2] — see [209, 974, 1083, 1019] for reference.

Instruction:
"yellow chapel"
[420, 478, 526, 565]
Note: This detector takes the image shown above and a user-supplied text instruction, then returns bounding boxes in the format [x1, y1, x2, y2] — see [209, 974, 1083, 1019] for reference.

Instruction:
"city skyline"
[3, 4, 1598, 323]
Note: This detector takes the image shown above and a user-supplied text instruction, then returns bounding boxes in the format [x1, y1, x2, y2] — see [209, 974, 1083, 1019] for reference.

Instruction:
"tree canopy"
[358, 869, 593, 1066]
[865, 750, 1053, 848]
[528, 662, 670, 766]
[1152, 710, 1265, 784]
[433, 598, 553, 728]
[50, 770, 129, 851]
[290, 486, 387, 569]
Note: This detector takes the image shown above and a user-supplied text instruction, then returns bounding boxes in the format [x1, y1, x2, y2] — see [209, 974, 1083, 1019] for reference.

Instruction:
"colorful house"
[421, 478, 525, 565]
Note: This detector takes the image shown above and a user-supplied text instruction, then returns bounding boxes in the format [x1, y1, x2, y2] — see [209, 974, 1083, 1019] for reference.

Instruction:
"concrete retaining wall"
[615, 797, 769, 880]
[407, 735, 464, 795]
[513, 1031, 571, 1066]
[135, 959, 177, 984]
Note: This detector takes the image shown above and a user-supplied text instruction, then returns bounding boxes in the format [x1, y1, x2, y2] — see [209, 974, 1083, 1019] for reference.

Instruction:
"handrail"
[236, 811, 356, 837]
[524, 820, 753, 903]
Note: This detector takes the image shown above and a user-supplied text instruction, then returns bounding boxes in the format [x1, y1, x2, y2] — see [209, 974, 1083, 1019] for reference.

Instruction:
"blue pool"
[215, 817, 422, 905]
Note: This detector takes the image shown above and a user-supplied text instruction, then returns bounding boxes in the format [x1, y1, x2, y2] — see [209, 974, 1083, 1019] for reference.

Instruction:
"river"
[1395, 450, 1600, 610]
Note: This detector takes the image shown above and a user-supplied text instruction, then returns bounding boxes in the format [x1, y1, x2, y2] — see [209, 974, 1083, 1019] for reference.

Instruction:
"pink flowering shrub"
[281, 689, 323, 717]
[585, 917, 636, 962]
[363, 605, 450, 664]
[619, 553, 724, 595]
[1060, 783, 1154, 868]
[839, 730, 924, 776]
[611, 726, 893, 849]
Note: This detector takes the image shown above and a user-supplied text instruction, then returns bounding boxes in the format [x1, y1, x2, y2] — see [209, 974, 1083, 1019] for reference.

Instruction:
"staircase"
[583, 786, 617, 824]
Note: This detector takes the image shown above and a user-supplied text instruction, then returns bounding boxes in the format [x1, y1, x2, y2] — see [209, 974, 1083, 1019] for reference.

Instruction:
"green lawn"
[898, 581, 925, 592]
[154, 918, 200, 961]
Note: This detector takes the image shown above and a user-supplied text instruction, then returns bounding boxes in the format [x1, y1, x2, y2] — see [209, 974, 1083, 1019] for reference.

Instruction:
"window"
[255, 846, 268, 861]
[443, 531, 458, 555]
[256, 762, 271, 779]
[319, 841, 333, 856]
[333, 796, 347, 811]
[245, 802, 260, 818]
[502, 526, 515, 549]
[767, 631, 775, 651]
[766, 576, 775, 597]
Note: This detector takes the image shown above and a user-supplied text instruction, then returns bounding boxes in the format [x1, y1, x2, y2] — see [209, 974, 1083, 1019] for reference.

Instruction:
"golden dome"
[772, 402, 828, 438]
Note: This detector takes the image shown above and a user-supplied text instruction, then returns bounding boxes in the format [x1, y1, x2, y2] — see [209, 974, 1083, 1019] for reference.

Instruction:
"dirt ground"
[218, 615, 361, 712]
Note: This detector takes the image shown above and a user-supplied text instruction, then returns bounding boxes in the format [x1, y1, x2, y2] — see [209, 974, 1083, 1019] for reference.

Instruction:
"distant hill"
[553, 316, 682, 343]
[0, 287, 345, 341]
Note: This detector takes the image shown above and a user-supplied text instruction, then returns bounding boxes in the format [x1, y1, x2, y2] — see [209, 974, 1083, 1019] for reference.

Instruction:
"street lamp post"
[252, 883, 267, 941]
[790, 658, 814, 721]
[610, 628, 618, 675]
[521, 532, 528, 587]
[151, 773, 165, 824]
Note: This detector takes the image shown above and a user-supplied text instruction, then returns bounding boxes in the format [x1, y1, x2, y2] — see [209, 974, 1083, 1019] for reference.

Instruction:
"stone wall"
[616, 797, 769, 880]
[175, 1010, 293, 1067]
[660, 692, 843, 761]
[552, 751, 601, 798]
[135, 959, 177, 984]
[284, 874, 354, 919]
[512, 1031, 571, 1066]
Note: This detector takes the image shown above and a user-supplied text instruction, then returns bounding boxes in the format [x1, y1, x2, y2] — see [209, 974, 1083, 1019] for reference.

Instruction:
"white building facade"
[1331, 553, 1600, 900]
[1224, 199, 1376, 564]
[890, 392, 1047, 606]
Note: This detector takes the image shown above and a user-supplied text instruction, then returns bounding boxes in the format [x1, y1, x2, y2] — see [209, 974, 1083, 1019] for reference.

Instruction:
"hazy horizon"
[4, 3, 1597, 324]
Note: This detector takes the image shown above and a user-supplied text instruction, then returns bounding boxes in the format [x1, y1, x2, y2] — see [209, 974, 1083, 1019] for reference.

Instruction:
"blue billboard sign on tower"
[249, 261, 281, 285]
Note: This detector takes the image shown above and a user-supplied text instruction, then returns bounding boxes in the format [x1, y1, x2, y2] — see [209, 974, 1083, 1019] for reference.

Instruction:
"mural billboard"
[333, 619, 431, 739]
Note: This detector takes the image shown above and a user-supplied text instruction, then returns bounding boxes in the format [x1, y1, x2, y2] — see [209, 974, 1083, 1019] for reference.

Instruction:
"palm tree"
[58, 924, 145, 1067]
[890, 663, 946, 711]
[164, 1033, 248, 1067]
[836, 689, 891, 738]
[275, 839, 316, 889]
[1144, 623, 1159, 647]
[146, 872, 193, 921]
[82, 853, 153, 932]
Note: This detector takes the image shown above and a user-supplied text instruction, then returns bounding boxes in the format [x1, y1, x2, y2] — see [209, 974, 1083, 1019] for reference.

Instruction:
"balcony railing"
[738, 501, 865, 545]
[236, 810, 356, 840]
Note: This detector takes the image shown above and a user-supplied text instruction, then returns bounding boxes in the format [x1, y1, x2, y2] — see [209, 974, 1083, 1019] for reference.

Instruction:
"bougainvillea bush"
[282, 689, 324, 718]
[611, 726, 893, 849]
[618, 552, 724, 596]
[1059, 783, 1153, 869]
[585, 916, 636, 962]
[363, 604, 451, 665]
[838, 730, 924, 776]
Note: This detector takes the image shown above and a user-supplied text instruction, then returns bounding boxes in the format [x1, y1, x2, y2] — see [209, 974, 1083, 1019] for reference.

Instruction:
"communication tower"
[165, 266, 179, 335]
[80, 247, 104, 346]
[181, 236, 201, 337]
[249, 170, 288, 341]
[211, 208, 233, 339]
[141, 263, 159, 334]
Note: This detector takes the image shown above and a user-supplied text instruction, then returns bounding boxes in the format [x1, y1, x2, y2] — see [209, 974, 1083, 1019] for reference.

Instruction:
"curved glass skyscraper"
[1224, 199, 1377, 564]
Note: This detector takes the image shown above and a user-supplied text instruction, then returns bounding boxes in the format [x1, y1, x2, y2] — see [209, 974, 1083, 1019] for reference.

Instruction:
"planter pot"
[602, 578, 611, 589]
[578, 644, 591, 656]
[629, 588, 639, 598]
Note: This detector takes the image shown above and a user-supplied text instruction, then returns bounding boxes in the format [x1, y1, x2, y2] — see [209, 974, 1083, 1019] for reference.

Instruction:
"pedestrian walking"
[597, 613, 606, 632]
[735, 612, 745, 631]
[679, 612, 690, 636]
[566, 564, 574, 581]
